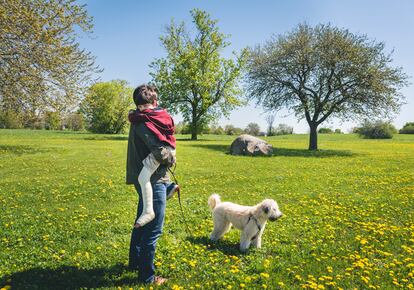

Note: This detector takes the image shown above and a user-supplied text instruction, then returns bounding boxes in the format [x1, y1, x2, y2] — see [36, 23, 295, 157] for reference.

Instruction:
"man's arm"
[136, 123, 175, 166]
[128, 110, 147, 123]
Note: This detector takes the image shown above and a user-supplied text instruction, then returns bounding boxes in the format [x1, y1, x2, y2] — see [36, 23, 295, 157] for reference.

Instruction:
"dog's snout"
[269, 212, 283, 221]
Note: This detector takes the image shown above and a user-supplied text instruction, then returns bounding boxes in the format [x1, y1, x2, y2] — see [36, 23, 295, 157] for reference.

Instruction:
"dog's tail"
[208, 193, 221, 210]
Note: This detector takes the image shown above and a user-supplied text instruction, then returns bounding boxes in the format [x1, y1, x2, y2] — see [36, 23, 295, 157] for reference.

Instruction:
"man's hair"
[133, 84, 158, 106]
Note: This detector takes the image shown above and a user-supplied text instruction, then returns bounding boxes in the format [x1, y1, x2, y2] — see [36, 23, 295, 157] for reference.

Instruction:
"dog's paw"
[240, 247, 249, 253]
[210, 235, 219, 242]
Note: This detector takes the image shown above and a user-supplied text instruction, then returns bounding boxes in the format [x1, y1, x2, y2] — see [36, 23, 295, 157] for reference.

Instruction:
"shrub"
[44, 111, 61, 130]
[357, 120, 397, 139]
[64, 113, 84, 131]
[399, 122, 414, 134]
[318, 127, 333, 134]
[334, 129, 343, 134]
[0, 110, 24, 129]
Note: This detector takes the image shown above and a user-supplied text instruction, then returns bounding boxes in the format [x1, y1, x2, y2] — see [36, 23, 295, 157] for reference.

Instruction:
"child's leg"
[135, 153, 160, 227]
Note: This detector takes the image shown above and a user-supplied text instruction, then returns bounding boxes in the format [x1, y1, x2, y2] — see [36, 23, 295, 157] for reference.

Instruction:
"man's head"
[133, 84, 158, 111]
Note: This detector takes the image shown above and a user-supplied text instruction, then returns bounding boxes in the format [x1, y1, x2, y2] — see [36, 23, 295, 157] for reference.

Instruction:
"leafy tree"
[81, 80, 133, 134]
[150, 9, 248, 140]
[246, 23, 409, 150]
[224, 124, 243, 135]
[208, 124, 225, 135]
[274, 124, 293, 135]
[174, 121, 188, 134]
[0, 0, 100, 126]
[399, 122, 414, 134]
[244, 122, 261, 136]
[334, 128, 343, 134]
[212, 126, 225, 135]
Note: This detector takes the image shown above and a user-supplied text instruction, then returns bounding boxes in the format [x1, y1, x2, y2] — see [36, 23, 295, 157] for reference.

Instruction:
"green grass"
[1, 130, 414, 289]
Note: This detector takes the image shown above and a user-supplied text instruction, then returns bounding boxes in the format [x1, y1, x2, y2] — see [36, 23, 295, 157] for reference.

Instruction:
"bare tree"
[265, 114, 276, 136]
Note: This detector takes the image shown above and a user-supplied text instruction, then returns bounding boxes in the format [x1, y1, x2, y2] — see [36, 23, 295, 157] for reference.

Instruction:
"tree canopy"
[0, 0, 100, 125]
[246, 23, 409, 149]
[150, 9, 248, 140]
[245, 122, 261, 136]
[80, 80, 133, 134]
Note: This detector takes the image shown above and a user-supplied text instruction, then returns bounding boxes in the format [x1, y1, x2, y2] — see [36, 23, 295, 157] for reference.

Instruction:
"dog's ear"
[263, 206, 269, 214]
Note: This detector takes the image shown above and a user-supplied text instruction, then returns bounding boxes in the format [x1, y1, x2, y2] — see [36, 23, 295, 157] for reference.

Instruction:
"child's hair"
[133, 84, 158, 106]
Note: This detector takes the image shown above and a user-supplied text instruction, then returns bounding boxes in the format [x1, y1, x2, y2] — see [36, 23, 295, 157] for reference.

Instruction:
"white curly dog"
[208, 194, 283, 252]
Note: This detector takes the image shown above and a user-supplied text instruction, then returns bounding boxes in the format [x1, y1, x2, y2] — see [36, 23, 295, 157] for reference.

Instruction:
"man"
[126, 84, 177, 285]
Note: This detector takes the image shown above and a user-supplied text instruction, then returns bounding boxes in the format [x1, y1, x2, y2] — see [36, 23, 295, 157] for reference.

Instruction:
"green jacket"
[126, 123, 170, 185]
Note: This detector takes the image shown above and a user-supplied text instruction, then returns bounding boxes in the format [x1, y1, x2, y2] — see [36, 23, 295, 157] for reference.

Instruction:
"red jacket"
[128, 108, 176, 149]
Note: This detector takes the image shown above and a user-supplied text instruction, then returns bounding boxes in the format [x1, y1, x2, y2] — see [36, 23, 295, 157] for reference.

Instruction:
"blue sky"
[78, 0, 413, 133]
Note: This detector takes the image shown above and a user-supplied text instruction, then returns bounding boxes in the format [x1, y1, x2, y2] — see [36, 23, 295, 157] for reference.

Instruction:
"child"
[129, 86, 178, 228]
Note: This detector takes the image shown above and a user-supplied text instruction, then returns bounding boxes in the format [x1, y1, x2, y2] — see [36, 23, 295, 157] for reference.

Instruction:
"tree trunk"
[191, 119, 198, 140]
[309, 123, 318, 150]
[191, 105, 198, 140]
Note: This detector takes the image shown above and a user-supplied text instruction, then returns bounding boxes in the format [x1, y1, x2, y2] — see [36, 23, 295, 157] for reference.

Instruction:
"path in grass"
[1, 130, 413, 289]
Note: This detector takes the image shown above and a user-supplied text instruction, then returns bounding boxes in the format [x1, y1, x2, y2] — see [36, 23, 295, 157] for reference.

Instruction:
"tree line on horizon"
[0, 2, 410, 149]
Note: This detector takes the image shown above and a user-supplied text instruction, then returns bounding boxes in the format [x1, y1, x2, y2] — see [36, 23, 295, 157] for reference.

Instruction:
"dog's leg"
[210, 218, 231, 242]
[251, 224, 266, 248]
[240, 230, 252, 252]
[224, 223, 232, 233]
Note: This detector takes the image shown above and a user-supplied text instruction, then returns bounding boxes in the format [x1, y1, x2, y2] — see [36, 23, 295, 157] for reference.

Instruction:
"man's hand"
[153, 147, 176, 167]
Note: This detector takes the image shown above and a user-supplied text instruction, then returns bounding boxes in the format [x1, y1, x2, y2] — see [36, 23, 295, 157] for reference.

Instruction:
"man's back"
[126, 122, 169, 185]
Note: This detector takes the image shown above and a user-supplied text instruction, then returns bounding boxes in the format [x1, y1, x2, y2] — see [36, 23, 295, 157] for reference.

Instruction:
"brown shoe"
[154, 276, 168, 285]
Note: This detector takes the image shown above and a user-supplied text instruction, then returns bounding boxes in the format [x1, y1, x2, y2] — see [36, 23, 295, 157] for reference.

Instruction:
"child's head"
[133, 84, 158, 111]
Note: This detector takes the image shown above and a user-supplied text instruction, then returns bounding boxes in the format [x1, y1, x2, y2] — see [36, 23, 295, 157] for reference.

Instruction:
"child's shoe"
[166, 183, 179, 200]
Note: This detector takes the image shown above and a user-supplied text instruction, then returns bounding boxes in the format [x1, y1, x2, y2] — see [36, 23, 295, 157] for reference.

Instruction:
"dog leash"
[168, 164, 192, 235]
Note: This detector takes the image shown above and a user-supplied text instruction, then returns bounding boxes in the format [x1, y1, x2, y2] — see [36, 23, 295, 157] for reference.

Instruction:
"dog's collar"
[247, 214, 262, 240]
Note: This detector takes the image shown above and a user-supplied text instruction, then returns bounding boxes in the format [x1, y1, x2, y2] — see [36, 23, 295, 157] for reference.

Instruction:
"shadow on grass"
[1, 263, 139, 290]
[191, 144, 353, 158]
[0, 145, 51, 156]
[272, 147, 353, 157]
[190, 144, 230, 153]
[176, 138, 220, 142]
[187, 236, 243, 256]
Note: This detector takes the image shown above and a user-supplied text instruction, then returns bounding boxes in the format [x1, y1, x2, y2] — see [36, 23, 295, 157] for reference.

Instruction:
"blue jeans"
[129, 182, 167, 283]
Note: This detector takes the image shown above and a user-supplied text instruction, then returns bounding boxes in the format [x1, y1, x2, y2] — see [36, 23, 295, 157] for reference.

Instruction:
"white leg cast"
[135, 154, 160, 227]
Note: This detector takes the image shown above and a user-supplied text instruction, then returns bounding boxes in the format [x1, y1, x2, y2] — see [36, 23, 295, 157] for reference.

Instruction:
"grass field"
[1, 129, 414, 289]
